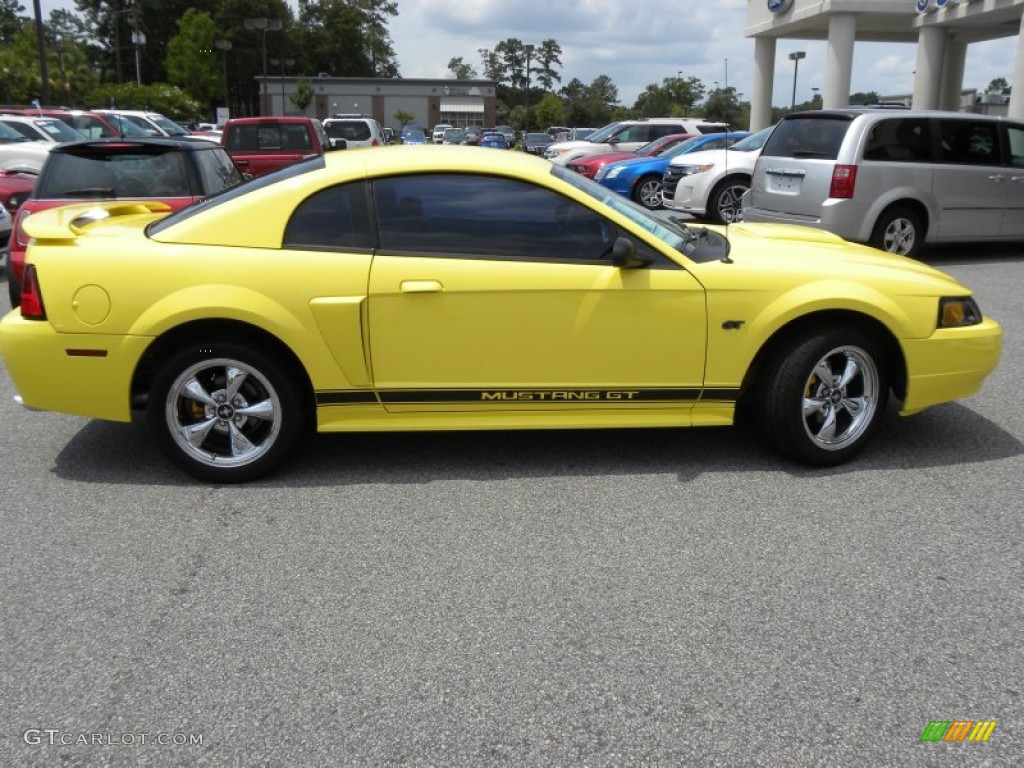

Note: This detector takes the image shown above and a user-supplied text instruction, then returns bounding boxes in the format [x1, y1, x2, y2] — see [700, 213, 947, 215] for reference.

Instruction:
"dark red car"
[565, 133, 695, 178]
[7, 138, 243, 306]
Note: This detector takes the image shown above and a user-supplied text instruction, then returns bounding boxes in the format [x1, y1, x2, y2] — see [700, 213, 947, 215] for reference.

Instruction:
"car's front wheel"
[758, 327, 888, 466]
[632, 175, 663, 209]
[148, 342, 306, 482]
[871, 205, 923, 258]
[707, 177, 750, 224]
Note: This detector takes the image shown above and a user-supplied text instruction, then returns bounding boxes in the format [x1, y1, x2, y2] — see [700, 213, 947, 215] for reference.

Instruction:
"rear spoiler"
[21, 201, 172, 240]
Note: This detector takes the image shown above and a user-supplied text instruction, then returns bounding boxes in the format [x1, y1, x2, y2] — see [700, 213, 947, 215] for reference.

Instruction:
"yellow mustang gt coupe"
[0, 146, 1002, 482]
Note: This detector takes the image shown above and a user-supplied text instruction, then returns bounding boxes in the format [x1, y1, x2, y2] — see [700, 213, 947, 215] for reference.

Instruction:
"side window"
[1006, 125, 1024, 168]
[939, 120, 1000, 165]
[864, 118, 932, 162]
[374, 174, 617, 263]
[284, 182, 373, 250]
[649, 124, 681, 140]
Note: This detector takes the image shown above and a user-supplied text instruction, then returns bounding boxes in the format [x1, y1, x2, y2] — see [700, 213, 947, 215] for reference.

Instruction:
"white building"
[745, 0, 1024, 130]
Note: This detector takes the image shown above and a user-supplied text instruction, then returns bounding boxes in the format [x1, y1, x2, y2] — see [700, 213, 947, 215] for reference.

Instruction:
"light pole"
[244, 17, 282, 115]
[789, 51, 806, 110]
[811, 86, 820, 108]
[523, 43, 534, 135]
[31, 0, 50, 104]
[55, 35, 70, 104]
[215, 39, 232, 119]
[269, 57, 294, 115]
[131, 29, 145, 86]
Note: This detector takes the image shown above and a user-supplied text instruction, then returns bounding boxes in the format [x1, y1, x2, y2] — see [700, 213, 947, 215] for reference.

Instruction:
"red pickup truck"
[220, 116, 339, 177]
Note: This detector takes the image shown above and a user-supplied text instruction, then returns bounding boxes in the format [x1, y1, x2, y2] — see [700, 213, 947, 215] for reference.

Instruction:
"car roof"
[50, 137, 225, 154]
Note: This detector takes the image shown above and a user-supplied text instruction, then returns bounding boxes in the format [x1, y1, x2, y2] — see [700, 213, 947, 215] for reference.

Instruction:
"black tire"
[631, 175, 663, 210]
[870, 205, 923, 258]
[707, 176, 750, 224]
[148, 341, 306, 482]
[758, 327, 888, 466]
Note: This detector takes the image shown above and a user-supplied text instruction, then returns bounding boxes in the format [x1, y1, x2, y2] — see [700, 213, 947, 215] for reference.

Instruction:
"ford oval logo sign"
[768, 0, 794, 12]
[915, 0, 930, 11]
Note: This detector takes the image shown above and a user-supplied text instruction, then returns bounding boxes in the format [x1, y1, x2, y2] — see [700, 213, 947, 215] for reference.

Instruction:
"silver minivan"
[742, 109, 1024, 257]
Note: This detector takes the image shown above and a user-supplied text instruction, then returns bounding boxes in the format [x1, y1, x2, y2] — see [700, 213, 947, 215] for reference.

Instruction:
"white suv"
[431, 123, 453, 143]
[661, 126, 774, 223]
[545, 118, 730, 165]
[323, 114, 386, 149]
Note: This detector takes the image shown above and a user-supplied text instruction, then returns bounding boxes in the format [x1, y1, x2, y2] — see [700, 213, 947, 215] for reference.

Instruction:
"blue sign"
[915, 0, 930, 11]
[768, 0, 794, 13]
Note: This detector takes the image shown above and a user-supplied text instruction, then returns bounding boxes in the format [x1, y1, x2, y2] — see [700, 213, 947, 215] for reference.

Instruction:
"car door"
[366, 173, 707, 412]
[932, 118, 1008, 240]
[1001, 123, 1024, 238]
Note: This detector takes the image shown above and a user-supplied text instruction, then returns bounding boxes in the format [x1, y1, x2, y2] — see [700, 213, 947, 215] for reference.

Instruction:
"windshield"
[662, 136, 707, 158]
[582, 122, 622, 143]
[0, 122, 29, 142]
[148, 114, 191, 136]
[730, 126, 773, 152]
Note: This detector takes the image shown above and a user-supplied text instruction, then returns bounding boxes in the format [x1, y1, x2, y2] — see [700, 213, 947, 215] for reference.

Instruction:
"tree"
[447, 56, 476, 80]
[703, 86, 743, 126]
[81, 82, 204, 121]
[291, 77, 313, 112]
[532, 91, 565, 129]
[849, 91, 880, 106]
[296, 0, 398, 79]
[478, 47, 502, 82]
[165, 10, 222, 106]
[532, 39, 562, 91]
[986, 77, 1011, 95]
[392, 108, 414, 130]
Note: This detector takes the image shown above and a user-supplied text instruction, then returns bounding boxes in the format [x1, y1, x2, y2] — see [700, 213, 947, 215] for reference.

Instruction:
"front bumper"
[900, 318, 1002, 415]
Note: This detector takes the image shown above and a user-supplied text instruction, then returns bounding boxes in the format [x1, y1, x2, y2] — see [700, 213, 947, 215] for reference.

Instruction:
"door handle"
[987, 174, 1007, 182]
[1011, 176, 1024, 184]
[400, 280, 443, 293]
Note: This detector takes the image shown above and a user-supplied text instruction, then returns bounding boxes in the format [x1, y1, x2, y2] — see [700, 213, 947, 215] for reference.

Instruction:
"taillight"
[19, 264, 47, 320]
[14, 207, 31, 248]
[371, 138, 380, 146]
[829, 164, 857, 199]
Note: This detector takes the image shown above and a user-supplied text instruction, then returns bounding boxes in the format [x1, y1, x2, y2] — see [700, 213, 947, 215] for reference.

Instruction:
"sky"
[382, 0, 1017, 106]
[37, 0, 1018, 107]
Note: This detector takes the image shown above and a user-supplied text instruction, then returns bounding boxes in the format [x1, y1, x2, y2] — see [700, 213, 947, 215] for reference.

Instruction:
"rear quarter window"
[863, 118, 932, 162]
[761, 116, 852, 160]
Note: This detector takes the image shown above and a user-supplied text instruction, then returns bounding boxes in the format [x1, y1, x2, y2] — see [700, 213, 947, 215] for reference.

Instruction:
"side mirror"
[609, 236, 650, 269]
[606, 136, 619, 145]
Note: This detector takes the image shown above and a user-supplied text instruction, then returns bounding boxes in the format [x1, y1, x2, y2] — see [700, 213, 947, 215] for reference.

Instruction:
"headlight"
[938, 296, 982, 327]
[675, 164, 714, 177]
[605, 166, 624, 180]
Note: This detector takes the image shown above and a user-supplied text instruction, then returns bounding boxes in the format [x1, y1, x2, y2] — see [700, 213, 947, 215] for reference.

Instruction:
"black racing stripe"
[700, 388, 741, 402]
[316, 391, 379, 405]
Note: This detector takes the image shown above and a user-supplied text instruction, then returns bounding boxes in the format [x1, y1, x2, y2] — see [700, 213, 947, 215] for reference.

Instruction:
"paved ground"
[1, 243, 1021, 767]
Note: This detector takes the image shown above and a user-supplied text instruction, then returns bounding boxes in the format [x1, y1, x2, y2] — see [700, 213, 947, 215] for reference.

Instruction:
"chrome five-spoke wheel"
[800, 345, 880, 451]
[166, 358, 282, 468]
[758, 327, 889, 466]
[149, 343, 305, 482]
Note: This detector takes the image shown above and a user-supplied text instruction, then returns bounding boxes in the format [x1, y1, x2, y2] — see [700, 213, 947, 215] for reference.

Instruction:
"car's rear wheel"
[632, 175, 663, 209]
[758, 327, 888, 466]
[871, 205, 923, 258]
[148, 342, 305, 482]
[707, 177, 750, 224]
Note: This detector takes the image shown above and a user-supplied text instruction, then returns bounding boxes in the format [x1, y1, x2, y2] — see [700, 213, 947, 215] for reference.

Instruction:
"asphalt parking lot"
[1, 242, 1022, 767]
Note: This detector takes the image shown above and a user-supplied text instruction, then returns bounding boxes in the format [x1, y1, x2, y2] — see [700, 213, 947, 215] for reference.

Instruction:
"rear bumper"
[900, 318, 1002, 415]
[0, 311, 150, 422]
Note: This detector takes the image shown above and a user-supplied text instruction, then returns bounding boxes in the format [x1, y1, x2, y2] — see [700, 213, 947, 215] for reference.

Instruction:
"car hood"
[667, 146, 761, 170]
[708, 222, 967, 292]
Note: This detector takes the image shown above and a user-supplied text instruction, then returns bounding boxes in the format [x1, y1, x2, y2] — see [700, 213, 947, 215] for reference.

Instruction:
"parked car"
[478, 132, 510, 149]
[431, 123, 453, 143]
[0, 147, 1001, 482]
[401, 129, 427, 145]
[494, 125, 516, 147]
[6, 138, 244, 307]
[463, 126, 484, 145]
[569, 127, 598, 141]
[522, 132, 554, 156]
[546, 118, 730, 165]
[0, 131, 54, 173]
[662, 126, 775, 223]
[442, 127, 467, 145]
[566, 133, 696, 178]
[742, 109, 1024, 257]
[95, 110, 219, 143]
[322, 114, 385, 149]
[221, 116, 332, 178]
[596, 132, 749, 209]
[1, 107, 134, 139]
[0, 167, 35, 221]
[0, 114, 85, 143]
